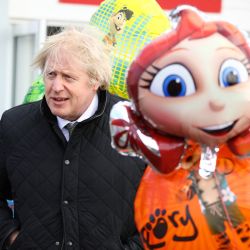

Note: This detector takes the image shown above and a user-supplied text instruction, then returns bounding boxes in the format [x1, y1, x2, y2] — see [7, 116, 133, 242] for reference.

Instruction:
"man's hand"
[4, 230, 19, 249]
[9, 230, 19, 244]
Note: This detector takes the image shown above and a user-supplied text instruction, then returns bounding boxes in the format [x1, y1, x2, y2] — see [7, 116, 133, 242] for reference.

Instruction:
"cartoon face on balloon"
[127, 8, 250, 149]
[110, 7, 133, 35]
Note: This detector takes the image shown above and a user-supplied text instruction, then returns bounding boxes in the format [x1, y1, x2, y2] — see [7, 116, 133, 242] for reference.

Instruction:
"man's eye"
[150, 64, 196, 97]
[47, 72, 56, 78]
[64, 75, 74, 81]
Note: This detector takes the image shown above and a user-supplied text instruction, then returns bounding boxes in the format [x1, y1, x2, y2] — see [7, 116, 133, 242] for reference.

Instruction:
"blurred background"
[0, 0, 250, 117]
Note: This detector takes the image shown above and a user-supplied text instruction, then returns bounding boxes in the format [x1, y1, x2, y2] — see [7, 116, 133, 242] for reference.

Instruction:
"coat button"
[55, 241, 60, 246]
[64, 160, 70, 165]
[66, 241, 73, 246]
[63, 200, 69, 205]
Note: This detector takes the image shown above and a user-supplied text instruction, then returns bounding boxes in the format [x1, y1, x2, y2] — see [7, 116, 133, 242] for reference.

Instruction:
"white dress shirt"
[57, 94, 98, 141]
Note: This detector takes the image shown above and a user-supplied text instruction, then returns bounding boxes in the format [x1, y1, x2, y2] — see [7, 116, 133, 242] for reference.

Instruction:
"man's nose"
[52, 77, 64, 92]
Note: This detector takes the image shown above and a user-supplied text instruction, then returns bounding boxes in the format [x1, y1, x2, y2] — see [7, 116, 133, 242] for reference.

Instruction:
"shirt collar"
[57, 93, 98, 130]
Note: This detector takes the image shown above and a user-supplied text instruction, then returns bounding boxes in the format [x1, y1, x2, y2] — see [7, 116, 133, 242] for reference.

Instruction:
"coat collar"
[40, 89, 108, 125]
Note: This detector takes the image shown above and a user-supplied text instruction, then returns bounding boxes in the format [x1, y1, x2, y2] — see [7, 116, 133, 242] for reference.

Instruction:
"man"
[0, 26, 145, 249]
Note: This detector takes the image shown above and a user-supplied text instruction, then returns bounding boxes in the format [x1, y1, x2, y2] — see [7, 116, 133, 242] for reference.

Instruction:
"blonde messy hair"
[33, 25, 112, 89]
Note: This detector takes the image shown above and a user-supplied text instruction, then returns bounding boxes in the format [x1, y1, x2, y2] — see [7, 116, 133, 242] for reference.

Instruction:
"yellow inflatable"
[23, 0, 170, 102]
[90, 0, 170, 98]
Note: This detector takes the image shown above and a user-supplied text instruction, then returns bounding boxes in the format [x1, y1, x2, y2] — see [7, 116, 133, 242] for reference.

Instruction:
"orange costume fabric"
[135, 143, 250, 249]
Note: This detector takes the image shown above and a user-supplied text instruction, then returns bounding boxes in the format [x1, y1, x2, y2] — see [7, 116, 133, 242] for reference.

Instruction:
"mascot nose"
[209, 100, 225, 112]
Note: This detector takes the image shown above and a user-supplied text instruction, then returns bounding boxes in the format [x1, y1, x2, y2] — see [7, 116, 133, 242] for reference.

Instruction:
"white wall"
[211, 0, 250, 32]
[0, 0, 13, 116]
[9, 0, 98, 24]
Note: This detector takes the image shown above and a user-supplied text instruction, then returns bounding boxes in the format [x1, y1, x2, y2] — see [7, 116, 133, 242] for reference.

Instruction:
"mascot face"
[127, 9, 250, 148]
[137, 33, 250, 147]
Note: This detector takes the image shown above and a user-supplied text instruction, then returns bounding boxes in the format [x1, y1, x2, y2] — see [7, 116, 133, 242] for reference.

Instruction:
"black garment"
[0, 90, 145, 250]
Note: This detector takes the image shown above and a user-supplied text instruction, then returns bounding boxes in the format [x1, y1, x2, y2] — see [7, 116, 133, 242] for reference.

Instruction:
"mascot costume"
[110, 6, 250, 250]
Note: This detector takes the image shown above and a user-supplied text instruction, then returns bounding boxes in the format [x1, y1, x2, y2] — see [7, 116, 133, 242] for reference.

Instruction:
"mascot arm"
[110, 101, 185, 174]
[228, 128, 250, 157]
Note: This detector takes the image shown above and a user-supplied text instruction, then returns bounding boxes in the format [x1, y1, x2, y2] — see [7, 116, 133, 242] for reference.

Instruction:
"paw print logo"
[140, 208, 167, 250]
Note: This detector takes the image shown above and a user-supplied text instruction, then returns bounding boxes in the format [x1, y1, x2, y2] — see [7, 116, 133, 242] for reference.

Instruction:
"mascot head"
[127, 6, 250, 148]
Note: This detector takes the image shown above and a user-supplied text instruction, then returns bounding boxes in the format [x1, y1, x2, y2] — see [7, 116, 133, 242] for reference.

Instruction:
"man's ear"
[89, 78, 99, 91]
[93, 84, 99, 91]
[92, 80, 100, 91]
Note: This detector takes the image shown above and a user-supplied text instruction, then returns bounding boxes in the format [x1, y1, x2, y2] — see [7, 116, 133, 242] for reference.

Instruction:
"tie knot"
[65, 122, 78, 138]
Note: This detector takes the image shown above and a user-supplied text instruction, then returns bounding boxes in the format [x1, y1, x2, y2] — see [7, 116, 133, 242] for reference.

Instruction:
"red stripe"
[157, 0, 221, 12]
[59, 0, 222, 13]
[59, 0, 102, 4]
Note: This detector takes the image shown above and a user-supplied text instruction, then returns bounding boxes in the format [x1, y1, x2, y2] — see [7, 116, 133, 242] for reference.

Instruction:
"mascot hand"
[110, 101, 185, 174]
[228, 128, 250, 157]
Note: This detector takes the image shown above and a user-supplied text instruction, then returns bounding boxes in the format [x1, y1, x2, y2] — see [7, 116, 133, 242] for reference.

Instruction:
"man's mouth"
[52, 97, 69, 103]
[200, 120, 237, 136]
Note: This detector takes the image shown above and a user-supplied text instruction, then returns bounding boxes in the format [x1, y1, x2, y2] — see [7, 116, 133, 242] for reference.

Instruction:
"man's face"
[44, 50, 98, 121]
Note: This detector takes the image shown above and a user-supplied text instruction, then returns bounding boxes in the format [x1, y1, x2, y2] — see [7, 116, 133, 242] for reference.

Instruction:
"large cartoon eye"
[219, 59, 248, 87]
[150, 64, 195, 97]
